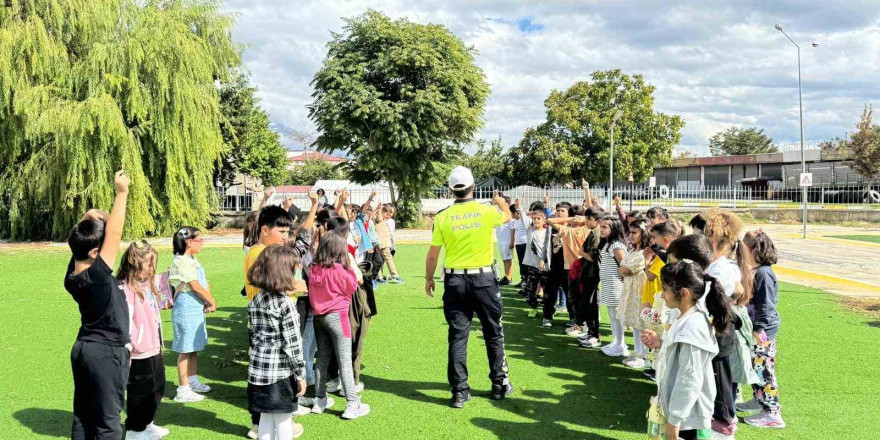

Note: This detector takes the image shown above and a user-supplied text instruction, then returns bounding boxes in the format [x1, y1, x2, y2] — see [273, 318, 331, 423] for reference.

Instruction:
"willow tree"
[0, 0, 241, 240]
[309, 10, 489, 226]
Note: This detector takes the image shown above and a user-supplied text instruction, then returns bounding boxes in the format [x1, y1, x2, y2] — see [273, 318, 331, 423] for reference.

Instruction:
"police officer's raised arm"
[492, 190, 511, 223]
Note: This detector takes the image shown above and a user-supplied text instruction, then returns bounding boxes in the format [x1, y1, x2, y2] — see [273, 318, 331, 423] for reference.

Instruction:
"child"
[574, 208, 603, 346]
[510, 205, 529, 288]
[638, 220, 678, 379]
[548, 205, 589, 330]
[375, 204, 403, 283]
[655, 261, 732, 440]
[170, 226, 216, 403]
[245, 206, 295, 301]
[495, 209, 515, 285]
[309, 233, 371, 420]
[618, 220, 649, 369]
[64, 170, 131, 440]
[702, 209, 755, 439]
[516, 199, 553, 312]
[646, 206, 670, 226]
[739, 230, 785, 429]
[247, 245, 308, 439]
[118, 241, 169, 440]
[598, 215, 628, 357]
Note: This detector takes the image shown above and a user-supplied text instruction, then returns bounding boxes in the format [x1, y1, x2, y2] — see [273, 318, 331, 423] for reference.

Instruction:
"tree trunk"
[389, 180, 398, 206]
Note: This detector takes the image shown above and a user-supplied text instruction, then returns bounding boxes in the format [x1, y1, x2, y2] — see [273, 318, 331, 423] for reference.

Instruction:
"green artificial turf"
[1, 244, 878, 439]
[827, 234, 880, 244]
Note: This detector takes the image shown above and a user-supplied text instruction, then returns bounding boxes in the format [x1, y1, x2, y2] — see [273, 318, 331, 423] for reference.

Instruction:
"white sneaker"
[326, 378, 341, 393]
[312, 396, 335, 414]
[190, 379, 211, 393]
[565, 325, 584, 337]
[145, 423, 169, 438]
[125, 429, 161, 440]
[247, 424, 259, 439]
[602, 345, 630, 357]
[293, 404, 312, 417]
[341, 399, 371, 420]
[541, 319, 552, 328]
[292, 423, 305, 439]
[174, 387, 205, 403]
[579, 337, 601, 348]
[623, 356, 647, 369]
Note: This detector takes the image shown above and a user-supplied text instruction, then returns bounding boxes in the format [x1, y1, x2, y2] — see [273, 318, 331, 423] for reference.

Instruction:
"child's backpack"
[155, 271, 177, 310]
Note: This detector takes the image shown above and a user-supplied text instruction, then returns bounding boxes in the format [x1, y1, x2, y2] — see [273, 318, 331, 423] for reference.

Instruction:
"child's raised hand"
[308, 191, 320, 205]
[613, 195, 621, 206]
[581, 178, 589, 188]
[264, 187, 275, 198]
[114, 170, 130, 193]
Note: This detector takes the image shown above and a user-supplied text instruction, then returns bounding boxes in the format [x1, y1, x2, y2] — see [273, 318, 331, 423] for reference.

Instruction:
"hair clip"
[177, 229, 189, 237]
[681, 258, 694, 265]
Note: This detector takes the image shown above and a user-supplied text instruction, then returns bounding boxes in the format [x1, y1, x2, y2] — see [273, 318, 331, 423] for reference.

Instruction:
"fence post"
[821, 187, 825, 208]
[733, 186, 738, 209]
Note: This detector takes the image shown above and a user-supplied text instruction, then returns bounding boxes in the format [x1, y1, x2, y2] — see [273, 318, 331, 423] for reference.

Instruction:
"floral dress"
[617, 249, 647, 328]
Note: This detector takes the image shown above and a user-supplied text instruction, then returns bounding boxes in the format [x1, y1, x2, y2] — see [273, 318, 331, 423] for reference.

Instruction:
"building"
[653, 148, 860, 189]
[286, 150, 347, 169]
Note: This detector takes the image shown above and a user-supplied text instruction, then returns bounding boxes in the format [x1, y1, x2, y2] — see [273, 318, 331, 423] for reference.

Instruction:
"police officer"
[425, 166, 513, 408]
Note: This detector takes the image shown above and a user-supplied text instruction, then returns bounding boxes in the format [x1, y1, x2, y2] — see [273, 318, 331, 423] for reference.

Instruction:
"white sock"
[274, 413, 293, 439]
[177, 385, 191, 393]
[188, 375, 199, 384]
[258, 413, 276, 440]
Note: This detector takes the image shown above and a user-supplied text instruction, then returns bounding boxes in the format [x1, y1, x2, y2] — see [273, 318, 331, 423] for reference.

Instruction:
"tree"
[283, 159, 343, 186]
[503, 70, 683, 186]
[503, 126, 584, 185]
[309, 10, 489, 226]
[216, 72, 288, 187]
[849, 105, 880, 183]
[459, 137, 506, 182]
[674, 150, 699, 159]
[709, 127, 778, 156]
[818, 136, 849, 153]
[0, 0, 241, 240]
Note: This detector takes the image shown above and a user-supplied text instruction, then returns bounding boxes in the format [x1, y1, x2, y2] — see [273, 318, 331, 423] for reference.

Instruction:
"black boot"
[451, 390, 471, 408]
[490, 381, 514, 401]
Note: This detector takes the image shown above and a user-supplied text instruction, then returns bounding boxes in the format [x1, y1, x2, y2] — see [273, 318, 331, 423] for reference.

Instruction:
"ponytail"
[733, 239, 755, 306]
[661, 261, 734, 334]
[703, 273, 733, 333]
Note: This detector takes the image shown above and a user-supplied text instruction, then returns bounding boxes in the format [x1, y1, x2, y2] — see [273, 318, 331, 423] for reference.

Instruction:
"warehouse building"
[653, 149, 859, 188]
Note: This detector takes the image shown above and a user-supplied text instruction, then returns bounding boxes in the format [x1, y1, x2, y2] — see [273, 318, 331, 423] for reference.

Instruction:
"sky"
[223, 0, 880, 155]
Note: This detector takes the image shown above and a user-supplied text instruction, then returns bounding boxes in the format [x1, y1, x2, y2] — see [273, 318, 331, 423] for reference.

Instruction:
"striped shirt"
[598, 241, 627, 306]
[248, 291, 304, 385]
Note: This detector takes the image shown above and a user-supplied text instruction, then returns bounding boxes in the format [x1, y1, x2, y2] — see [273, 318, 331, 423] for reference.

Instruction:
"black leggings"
[126, 354, 165, 432]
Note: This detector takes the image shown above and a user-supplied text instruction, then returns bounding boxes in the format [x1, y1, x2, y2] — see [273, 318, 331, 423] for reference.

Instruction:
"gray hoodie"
[659, 306, 720, 431]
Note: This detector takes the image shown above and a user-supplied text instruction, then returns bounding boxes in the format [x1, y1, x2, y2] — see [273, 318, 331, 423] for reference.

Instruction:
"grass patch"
[826, 235, 880, 244]
[1, 245, 878, 439]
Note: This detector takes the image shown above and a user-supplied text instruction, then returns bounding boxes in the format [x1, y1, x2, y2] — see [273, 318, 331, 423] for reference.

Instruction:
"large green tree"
[309, 10, 489, 226]
[504, 70, 683, 186]
[283, 158, 343, 186]
[217, 72, 288, 187]
[0, 0, 241, 240]
[459, 137, 506, 182]
[849, 105, 880, 183]
[709, 127, 778, 156]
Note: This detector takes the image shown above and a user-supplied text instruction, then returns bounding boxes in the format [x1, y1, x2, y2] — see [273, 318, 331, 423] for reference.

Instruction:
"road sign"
[799, 173, 813, 187]
[649, 176, 656, 188]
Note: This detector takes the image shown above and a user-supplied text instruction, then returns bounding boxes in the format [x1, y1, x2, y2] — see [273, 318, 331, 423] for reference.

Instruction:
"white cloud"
[224, 1, 880, 155]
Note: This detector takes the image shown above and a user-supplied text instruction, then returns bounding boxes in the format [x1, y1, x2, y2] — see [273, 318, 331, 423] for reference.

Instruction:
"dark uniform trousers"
[442, 271, 509, 393]
[71, 340, 130, 440]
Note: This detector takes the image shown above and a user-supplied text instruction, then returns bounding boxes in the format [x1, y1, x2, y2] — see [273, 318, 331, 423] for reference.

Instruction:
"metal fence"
[217, 183, 880, 213]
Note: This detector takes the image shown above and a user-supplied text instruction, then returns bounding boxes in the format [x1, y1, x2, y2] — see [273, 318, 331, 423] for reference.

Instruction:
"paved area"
[3, 223, 878, 297]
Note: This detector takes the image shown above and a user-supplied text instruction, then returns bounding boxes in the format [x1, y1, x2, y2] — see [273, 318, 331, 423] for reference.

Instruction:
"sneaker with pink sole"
[744, 411, 786, 429]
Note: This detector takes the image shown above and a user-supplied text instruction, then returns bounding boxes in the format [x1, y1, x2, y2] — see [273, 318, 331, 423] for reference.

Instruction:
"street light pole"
[609, 110, 622, 211]
[775, 24, 817, 239]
